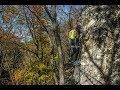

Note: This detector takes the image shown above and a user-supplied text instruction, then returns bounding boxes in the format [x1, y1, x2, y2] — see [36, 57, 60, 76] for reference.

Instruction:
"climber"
[68, 20, 89, 65]
[74, 21, 82, 64]
[68, 27, 77, 63]
[68, 22, 81, 64]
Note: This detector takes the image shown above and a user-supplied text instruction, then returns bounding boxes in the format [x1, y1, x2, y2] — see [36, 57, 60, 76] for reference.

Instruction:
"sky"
[57, 5, 84, 25]
[0, 5, 84, 42]
[64, 5, 70, 13]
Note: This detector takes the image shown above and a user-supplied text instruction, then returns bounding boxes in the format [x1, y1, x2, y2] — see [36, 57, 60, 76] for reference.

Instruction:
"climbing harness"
[69, 39, 81, 66]
[71, 46, 80, 48]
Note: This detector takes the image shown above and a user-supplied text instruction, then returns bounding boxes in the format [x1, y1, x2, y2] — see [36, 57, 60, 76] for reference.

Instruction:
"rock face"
[73, 5, 120, 85]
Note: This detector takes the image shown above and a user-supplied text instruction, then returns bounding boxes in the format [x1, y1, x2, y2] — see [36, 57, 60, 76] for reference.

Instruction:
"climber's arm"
[82, 30, 90, 41]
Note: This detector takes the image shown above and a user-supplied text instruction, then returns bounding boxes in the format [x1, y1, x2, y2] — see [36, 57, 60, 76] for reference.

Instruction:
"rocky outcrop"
[73, 5, 120, 85]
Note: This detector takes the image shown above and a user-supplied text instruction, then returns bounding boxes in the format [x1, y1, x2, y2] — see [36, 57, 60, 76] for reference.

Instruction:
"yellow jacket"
[68, 29, 76, 40]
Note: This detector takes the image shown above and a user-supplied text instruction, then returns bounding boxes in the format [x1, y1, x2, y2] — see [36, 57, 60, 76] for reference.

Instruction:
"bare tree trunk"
[52, 6, 65, 85]
[48, 36, 59, 85]
[44, 5, 65, 85]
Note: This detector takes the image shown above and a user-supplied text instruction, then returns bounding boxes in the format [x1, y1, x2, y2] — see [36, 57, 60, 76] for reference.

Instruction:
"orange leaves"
[0, 30, 23, 59]
[0, 31, 20, 44]
[29, 5, 44, 14]
[28, 5, 48, 26]
[11, 68, 25, 82]
[3, 6, 17, 23]
[16, 19, 24, 25]
[5, 6, 17, 13]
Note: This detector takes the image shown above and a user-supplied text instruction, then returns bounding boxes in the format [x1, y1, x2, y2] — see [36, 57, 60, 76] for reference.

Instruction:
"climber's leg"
[75, 47, 79, 61]
[69, 47, 76, 63]
[69, 39, 76, 62]
[73, 47, 80, 65]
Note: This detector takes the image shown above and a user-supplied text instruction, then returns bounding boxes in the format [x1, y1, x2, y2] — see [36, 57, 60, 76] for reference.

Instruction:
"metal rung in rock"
[71, 46, 80, 48]
[73, 60, 80, 66]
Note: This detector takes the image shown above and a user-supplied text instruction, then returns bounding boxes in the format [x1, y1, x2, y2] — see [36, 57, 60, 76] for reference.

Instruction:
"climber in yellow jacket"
[68, 27, 79, 64]
[68, 21, 88, 65]
[69, 29, 77, 40]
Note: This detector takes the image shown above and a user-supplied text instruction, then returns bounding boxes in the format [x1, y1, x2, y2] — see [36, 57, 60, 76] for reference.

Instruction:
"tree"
[44, 5, 65, 85]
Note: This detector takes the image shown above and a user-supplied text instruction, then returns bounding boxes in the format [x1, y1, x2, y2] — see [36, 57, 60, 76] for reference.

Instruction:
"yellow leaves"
[12, 68, 38, 85]
[10, 58, 53, 84]
[26, 43, 36, 50]
[35, 62, 47, 71]
[25, 78, 33, 85]
[54, 54, 59, 61]
[25, 71, 38, 78]
[38, 74, 54, 85]
[44, 48, 50, 54]
[39, 74, 49, 81]
[3, 61, 12, 70]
